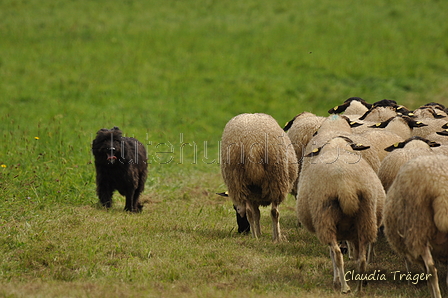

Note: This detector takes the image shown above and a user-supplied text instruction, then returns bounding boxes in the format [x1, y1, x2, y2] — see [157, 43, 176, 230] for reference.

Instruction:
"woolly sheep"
[283, 112, 325, 196]
[367, 115, 427, 140]
[378, 136, 441, 192]
[328, 97, 372, 117]
[412, 118, 448, 139]
[359, 99, 412, 122]
[297, 136, 385, 293]
[352, 115, 427, 163]
[383, 154, 448, 298]
[413, 102, 448, 119]
[303, 115, 380, 173]
[220, 113, 298, 242]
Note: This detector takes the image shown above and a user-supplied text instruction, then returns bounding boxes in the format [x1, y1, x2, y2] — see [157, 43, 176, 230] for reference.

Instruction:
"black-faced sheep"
[328, 97, 372, 117]
[303, 115, 380, 173]
[220, 113, 298, 242]
[359, 99, 412, 122]
[413, 102, 448, 119]
[283, 111, 325, 196]
[297, 136, 385, 293]
[92, 127, 148, 212]
[378, 136, 440, 192]
[383, 154, 448, 298]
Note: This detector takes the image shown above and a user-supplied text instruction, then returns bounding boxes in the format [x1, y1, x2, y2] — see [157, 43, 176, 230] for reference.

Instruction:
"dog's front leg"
[124, 190, 136, 212]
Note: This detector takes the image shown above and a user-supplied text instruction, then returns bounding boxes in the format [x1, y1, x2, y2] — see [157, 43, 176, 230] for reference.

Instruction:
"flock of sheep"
[219, 97, 448, 297]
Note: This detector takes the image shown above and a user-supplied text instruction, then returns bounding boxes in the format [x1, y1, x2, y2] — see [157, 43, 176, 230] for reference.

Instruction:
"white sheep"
[283, 112, 325, 196]
[328, 97, 372, 117]
[358, 99, 413, 121]
[413, 102, 448, 119]
[383, 154, 448, 298]
[297, 136, 385, 293]
[220, 113, 298, 242]
[367, 115, 428, 139]
[378, 136, 441, 192]
[303, 115, 380, 173]
[412, 118, 448, 139]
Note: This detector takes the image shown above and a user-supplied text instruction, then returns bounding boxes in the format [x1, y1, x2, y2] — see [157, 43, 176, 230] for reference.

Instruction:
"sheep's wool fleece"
[384, 154, 448, 262]
[221, 113, 297, 207]
[297, 138, 383, 245]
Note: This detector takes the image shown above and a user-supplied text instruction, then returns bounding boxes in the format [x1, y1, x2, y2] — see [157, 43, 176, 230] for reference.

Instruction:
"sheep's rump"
[297, 152, 380, 245]
[221, 113, 297, 206]
[384, 154, 448, 261]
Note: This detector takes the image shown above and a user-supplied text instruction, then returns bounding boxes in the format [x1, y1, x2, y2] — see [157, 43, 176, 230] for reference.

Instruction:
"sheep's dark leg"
[421, 245, 441, 298]
[271, 202, 282, 242]
[330, 240, 350, 294]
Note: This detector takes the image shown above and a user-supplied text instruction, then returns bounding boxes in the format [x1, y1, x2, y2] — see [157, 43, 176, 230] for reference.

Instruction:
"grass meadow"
[1, 0, 448, 297]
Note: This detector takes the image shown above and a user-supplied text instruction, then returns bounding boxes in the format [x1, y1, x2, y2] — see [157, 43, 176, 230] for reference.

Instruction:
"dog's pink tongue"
[107, 154, 117, 160]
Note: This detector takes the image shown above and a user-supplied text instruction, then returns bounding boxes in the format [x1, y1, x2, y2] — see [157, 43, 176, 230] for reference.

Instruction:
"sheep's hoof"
[341, 286, 351, 294]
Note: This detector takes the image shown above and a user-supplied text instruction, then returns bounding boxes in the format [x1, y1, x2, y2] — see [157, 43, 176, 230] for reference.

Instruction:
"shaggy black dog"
[92, 127, 148, 212]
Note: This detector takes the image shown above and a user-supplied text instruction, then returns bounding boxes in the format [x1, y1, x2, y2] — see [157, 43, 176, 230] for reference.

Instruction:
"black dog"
[92, 127, 148, 212]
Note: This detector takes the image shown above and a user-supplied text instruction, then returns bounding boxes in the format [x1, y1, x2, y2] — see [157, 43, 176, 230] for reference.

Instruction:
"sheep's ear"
[350, 143, 370, 151]
[216, 192, 229, 197]
[328, 102, 349, 114]
[408, 120, 428, 128]
[396, 106, 413, 116]
[304, 147, 321, 157]
[436, 129, 448, 136]
[369, 121, 388, 128]
[349, 121, 363, 128]
[384, 142, 405, 152]
[341, 115, 361, 127]
[283, 116, 298, 131]
[426, 140, 441, 147]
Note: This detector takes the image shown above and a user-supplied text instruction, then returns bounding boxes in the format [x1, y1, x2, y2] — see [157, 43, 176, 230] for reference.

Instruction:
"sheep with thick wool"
[413, 102, 448, 119]
[297, 136, 385, 294]
[303, 115, 380, 173]
[378, 136, 441, 192]
[383, 154, 448, 298]
[220, 113, 298, 242]
[328, 97, 372, 118]
[283, 111, 325, 196]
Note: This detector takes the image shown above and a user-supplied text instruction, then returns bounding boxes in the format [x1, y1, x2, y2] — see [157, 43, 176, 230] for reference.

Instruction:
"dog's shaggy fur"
[92, 127, 148, 212]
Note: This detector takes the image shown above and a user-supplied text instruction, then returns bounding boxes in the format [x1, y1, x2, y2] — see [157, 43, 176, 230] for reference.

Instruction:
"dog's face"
[92, 127, 123, 165]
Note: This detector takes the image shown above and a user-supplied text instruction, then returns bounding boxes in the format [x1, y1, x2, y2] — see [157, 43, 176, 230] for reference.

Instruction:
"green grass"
[1, 0, 448, 296]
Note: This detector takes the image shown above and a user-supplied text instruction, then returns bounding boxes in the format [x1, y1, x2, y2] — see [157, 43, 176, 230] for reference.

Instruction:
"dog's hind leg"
[132, 173, 146, 212]
[132, 189, 143, 212]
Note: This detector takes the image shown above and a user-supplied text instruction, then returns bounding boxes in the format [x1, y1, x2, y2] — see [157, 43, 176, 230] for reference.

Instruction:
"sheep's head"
[384, 136, 441, 152]
[328, 97, 372, 114]
[369, 115, 427, 129]
[304, 136, 370, 157]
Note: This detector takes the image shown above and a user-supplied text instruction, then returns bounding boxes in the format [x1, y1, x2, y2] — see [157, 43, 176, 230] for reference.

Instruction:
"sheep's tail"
[433, 196, 448, 233]
[338, 188, 360, 216]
